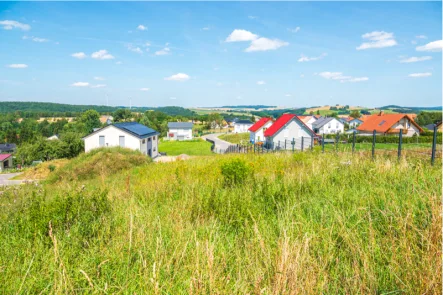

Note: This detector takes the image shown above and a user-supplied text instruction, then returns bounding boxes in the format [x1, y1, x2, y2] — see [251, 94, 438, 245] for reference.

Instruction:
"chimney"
[378, 111, 384, 116]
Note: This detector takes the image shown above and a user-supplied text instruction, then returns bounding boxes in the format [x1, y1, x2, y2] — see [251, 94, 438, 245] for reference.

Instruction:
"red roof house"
[356, 113, 422, 137]
[248, 117, 274, 143]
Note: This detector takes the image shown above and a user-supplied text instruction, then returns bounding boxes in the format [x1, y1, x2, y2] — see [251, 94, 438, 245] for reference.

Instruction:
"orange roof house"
[356, 112, 423, 137]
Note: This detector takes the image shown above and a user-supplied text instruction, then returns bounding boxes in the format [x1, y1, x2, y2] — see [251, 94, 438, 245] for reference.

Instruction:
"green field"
[219, 132, 250, 144]
[0, 148, 441, 294]
[159, 139, 213, 156]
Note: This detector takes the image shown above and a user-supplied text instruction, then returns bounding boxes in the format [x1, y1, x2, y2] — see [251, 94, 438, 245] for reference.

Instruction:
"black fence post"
[311, 136, 314, 151]
[431, 125, 437, 165]
[292, 138, 295, 152]
[335, 133, 339, 152]
[398, 129, 403, 160]
[352, 131, 356, 153]
[301, 137, 304, 151]
[278, 140, 280, 151]
[322, 133, 325, 153]
[285, 140, 287, 150]
[372, 130, 376, 159]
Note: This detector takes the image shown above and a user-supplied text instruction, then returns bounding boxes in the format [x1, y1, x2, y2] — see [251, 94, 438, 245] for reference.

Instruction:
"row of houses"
[247, 112, 423, 149]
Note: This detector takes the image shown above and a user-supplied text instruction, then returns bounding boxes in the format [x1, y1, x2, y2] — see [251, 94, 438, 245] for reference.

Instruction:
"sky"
[0, 1, 442, 108]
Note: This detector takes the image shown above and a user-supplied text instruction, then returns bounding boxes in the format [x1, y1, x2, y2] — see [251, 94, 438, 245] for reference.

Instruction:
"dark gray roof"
[424, 123, 436, 130]
[0, 143, 16, 151]
[113, 122, 159, 138]
[312, 117, 336, 128]
[168, 122, 194, 128]
[236, 119, 253, 124]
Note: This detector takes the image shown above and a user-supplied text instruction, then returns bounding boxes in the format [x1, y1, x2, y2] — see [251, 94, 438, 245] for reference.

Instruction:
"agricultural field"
[218, 132, 250, 144]
[158, 139, 213, 156]
[0, 148, 440, 294]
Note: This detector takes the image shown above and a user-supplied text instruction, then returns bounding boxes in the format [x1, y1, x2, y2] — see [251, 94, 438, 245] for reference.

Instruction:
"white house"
[167, 122, 194, 140]
[234, 119, 253, 133]
[264, 114, 316, 150]
[248, 117, 273, 143]
[298, 115, 318, 130]
[0, 154, 13, 171]
[83, 122, 160, 158]
[347, 117, 363, 128]
[312, 117, 344, 135]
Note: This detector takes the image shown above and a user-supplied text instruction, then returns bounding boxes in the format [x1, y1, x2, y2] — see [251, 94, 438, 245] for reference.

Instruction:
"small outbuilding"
[0, 154, 13, 171]
[167, 122, 194, 140]
[234, 119, 253, 133]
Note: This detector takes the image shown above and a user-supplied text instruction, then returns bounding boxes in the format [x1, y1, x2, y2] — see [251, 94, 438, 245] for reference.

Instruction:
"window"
[99, 135, 105, 147]
[148, 138, 151, 142]
[119, 136, 125, 147]
[378, 120, 386, 126]
[336, 123, 339, 128]
[142, 139, 146, 144]
[153, 136, 156, 140]
[328, 123, 331, 128]
[154, 147, 156, 151]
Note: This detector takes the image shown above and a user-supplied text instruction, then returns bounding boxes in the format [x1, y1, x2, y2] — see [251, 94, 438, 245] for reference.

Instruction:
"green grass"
[0, 151, 441, 294]
[159, 139, 213, 156]
[219, 132, 250, 144]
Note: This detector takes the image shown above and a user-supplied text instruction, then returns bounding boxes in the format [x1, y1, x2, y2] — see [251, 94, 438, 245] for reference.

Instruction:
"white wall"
[304, 117, 317, 130]
[317, 119, 344, 134]
[167, 128, 193, 140]
[391, 118, 420, 137]
[84, 125, 158, 157]
[249, 121, 273, 143]
[348, 119, 362, 128]
[234, 123, 253, 133]
[265, 118, 314, 150]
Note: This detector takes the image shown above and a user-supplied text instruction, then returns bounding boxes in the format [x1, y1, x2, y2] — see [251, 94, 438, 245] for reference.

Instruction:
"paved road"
[0, 173, 24, 186]
[202, 133, 234, 154]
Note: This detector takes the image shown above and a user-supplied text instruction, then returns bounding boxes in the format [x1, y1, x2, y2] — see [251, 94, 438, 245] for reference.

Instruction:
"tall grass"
[0, 151, 441, 294]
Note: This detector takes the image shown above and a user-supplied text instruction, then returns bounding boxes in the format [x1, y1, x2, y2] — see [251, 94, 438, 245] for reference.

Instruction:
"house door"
[148, 148, 151, 157]
[99, 135, 105, 147]
[119, 136, 125, 147]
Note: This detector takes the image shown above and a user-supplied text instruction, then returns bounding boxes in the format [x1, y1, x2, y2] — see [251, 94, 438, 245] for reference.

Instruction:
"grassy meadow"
[159, 139, 213, 156]
[219, 132, 250, 144]
[0, 148, 441, 294]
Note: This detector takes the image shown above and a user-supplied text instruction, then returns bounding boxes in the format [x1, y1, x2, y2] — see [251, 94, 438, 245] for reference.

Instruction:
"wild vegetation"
[219, 132, 250, 144]
[0, 150, 440, 294]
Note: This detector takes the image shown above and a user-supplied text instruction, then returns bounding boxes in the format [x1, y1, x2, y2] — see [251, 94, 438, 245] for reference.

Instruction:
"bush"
[220, 158, 252, 186]
[48, 164, 56, 172]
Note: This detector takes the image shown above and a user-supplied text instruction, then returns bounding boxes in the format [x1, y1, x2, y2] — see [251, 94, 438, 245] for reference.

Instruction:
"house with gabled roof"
[264, 114, 317, 150]
[248, 117, 273, 143]
[356, 113, 422, 137]
[297, 115, 318, 129]
[312, 117, 344, 134]
[83, 122, 160, 157]
[234, 119, 253, 133]
[167, 122, 194, 141]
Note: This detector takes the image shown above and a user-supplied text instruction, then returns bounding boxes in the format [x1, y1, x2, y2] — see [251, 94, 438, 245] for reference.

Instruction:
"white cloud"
[225, 29, 258, 42]
[170, 97, 177, 100]
[245, 37, 288, 52]
[71, 52, 87, 59]
[285, 94, 292, 97]
[300, 74, 305, 78]
[356, 31, 397, 50]
[155, 47, 170, 55]
[116, 61, 122, 65]
[202, 27, 210, 31]
[408, 72, 432, 78]
[137, 25, 147, 31]
[91, 84, 106, 88]
[0, 20, 30, 31]
[23, 35, 48, 42]
[94, 76, 105, 81]
[298, 53, 327, 62]
[216, 82, 223, 87]
[256, 80, 266, 85]
[287, 27, 300, 33]
[71, 82, 89, 87]
[411, 40, 417, 45]
[416, 40, 443, 52]
[400, 56, 432, 63]
[140, 88, 150, 91]
[164, 73, 190, 81]
[126, 44, 143, 54]
[416, 35, 427, 39]
[7, 64, 28, 69]
[91, 50, 115, 60]
[319, 72, 368, 83]
[248, 16, 258, 20]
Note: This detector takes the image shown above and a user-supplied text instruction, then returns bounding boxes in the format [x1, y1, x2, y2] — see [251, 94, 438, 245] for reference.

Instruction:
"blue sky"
[0, 1, 442, 108]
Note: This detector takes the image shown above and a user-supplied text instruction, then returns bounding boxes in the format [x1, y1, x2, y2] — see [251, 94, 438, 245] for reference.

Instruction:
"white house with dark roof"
[167, 122, 194, 140]
[234, 119, 253, 133]
[83, 122, 160, 158]
[312, 117, 344, 134]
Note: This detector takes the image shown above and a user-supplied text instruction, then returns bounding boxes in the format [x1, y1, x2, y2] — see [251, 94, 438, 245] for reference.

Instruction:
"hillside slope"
[0, 151, 441, 294]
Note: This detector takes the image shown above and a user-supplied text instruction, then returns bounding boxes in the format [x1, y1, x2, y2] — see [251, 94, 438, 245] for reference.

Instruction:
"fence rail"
[221, 126, 441, 165]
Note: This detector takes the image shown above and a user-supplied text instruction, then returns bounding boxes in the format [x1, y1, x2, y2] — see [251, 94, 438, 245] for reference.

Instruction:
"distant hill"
[379, 105, 442, 111]
[0, 102, 196, 117]
[220, 105, 277, 109]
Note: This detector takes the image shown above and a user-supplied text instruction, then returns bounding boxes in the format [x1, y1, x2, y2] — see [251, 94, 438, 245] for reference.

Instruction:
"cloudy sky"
[0, 1, 442, 108]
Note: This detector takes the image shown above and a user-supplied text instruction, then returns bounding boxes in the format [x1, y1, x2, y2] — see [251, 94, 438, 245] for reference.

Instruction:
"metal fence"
[221, 126, 442, 165]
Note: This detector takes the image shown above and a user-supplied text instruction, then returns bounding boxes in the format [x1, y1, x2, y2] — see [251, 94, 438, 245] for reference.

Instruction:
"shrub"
[220, 158, 252, 186]
[48, 164, 56, 172]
